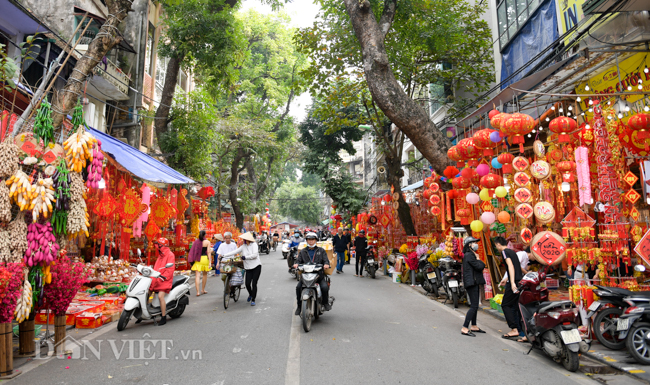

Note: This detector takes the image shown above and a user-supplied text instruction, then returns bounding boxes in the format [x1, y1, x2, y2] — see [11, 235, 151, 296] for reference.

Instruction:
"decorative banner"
[520, 228, 533, 244]
[144, 220, 161, 242]
[625, 189, 641, 204]
[512, 156, 529, 172]
[514, 188, 532, 203]
[177, 188, 189, 221]
[575, 146, 592, 206]
[480, 200, 493, 212]
[531, 231, 567, 266]
[515, 203, 534, 219]
[530, 160, 551, 180]
[93, 191, 118, 218]
[630, 207, 641, 222]
[562, 206, 596, 228]
[514, 172, 531, 187]
[593, 103, 622, 222]
[534, 202, 556, 223]
[150, 196, 177, 227]
[633, 228, 650, 266]
[118, 188, 148, 226]
[624, 171, 639, 187]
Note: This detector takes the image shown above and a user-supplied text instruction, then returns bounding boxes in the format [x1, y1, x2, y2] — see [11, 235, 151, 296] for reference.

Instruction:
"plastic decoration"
[177, 188, 189, 221]
[502, 113, 535, 152]
[93, 191, 118, 218]
[447, 146, 464, 168]
[150, 196, 177, 227]
[118, 188, 148, 226]
[549, 116, 577, 143]
[514, 188, 532, 203]
[515, 203, 533, 219]
[514, 172, 531, 187]
[512, 156, 529, 172]
[531, 231, 567, 266]
[144, 220, 161, 242]
[574, 146, 592, 206]
[533, 202, 555, 223]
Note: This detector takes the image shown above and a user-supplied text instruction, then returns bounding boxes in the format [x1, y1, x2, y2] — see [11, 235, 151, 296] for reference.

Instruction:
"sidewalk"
[386, 274, 650, 383]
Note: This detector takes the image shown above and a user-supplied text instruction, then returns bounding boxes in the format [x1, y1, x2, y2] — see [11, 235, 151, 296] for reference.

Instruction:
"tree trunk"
[342, 0, 451, 174]
[51, 0, 134, 132]
[229, 146, 249, 229]
[153, 55, 184, 145]
[386, 153, 417, 236]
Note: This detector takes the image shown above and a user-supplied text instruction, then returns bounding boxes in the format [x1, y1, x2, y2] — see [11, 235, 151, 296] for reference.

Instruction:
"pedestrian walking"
[189, 230, 212, 296]
[222, 232, 262, 306]
[333, 228, 347, 274]
[494, 236, 525, 341]
[461, 236, 486, 337]
[353, 230, 368, 277]
[212, 234, 223, 273]
[343, 228, 352, 264]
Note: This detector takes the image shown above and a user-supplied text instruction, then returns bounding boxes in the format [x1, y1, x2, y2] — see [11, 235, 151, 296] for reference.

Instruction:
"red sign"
[593, 104, 621, 222]
[21, 140, 36, 155]
[625, 189, 641, 204]
[634, 229, 650, 266]
[516, 203, 533, 219]
[514, 172, 530, 187]
[514, 188, 531, 203]
[42, 150, 57, 164]
[520, 228, 533, 244]
[222, 213, 232, 223]
[531, 231, 567, 265]
[480, 201, 493, 212]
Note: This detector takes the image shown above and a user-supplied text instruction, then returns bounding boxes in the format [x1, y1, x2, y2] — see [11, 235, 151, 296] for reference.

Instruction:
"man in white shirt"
[216, 232, 238, 271]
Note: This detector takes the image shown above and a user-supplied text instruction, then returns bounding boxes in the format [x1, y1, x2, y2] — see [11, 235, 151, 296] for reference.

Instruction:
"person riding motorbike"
[294, 232, 331, 315]
[290, 233, 303, 247]
[149, 237, 175, 326]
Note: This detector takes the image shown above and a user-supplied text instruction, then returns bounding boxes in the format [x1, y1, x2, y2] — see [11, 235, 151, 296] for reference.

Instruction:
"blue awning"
[89, 128, 195, 184]
[402, 180, 423, 191]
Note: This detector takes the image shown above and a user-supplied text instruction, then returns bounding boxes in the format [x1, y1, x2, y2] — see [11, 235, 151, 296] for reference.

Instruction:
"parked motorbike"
[418, 255, 440, 297]
[259, 237, 270, 254]
[611, 265, 650, 364]
[364, 245, 377, 279]
[297, 263, 334, 332]
[518, 269, 589, 372]
[287, 246, 299, 280]
[282, 240, 291, 259]
[118, 263, 190, 331]
[438, 257, 464, 308]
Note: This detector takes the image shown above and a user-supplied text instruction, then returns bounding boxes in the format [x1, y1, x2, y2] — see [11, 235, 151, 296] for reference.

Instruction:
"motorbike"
[418, 255, 440, 298]
[438, 257, 465, 308]
[281, 240, 291, 259]
[272, 235, 279, 251]
[613, 265, 650, 364]
[259, 236, 270, 254]
[518, 269, 589, 372]
[297, 263, 334, 332]
[364, 245, 377, 279]
[287, 246, 299, 280]
[118, 263, 191, 331]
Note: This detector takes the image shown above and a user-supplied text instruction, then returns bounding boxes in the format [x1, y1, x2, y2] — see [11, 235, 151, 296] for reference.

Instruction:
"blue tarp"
[402, 180, 423, 191]
[500, 0, 559, 89]
[89, 128, 195, 184]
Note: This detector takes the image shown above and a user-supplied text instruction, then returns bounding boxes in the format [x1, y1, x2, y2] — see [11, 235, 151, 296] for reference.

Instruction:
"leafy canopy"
[274, 181, 322, 225]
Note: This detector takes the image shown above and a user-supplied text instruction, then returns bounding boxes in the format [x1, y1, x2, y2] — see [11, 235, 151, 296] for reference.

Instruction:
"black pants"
[501, 284, 523, 333]
[296, 279, 328, 308]
[245, 265, 262, 302]
[463, 285, 480, 328]
[355, 253, 366, 275]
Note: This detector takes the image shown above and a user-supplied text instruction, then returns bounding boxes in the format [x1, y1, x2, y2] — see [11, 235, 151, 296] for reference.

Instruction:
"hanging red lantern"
[448, 190, 459, 199]
[457, 208, 472, 225]
[473, 128, 498, 156]
[451, 176, 471, 190]
[502, 113, 534, 152]
[557, 161, 576, 182]
[498, 153, 515, 174]
[549, 116, 577, 143]
[490, 112, 510, 134]
[447, 146, 464, 168]
[456, 138, 481, 167]
[423, 189, 434, 200]
[382, 194, 391, 203]
[424, 176, 434, 188]
[429, 195, 441, 206]
[460, 167, 478, 180]
[480, 173, 503, 195]
[443, 166, 459, 179]
[489, 109, 501, 120]
[628, 113, 650, 150]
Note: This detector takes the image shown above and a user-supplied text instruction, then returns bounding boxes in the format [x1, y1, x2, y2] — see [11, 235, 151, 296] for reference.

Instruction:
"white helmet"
[305, 232, 318, 240]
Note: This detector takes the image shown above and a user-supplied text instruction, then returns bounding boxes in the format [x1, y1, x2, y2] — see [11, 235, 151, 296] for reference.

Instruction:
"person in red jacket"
[150, 237, 175, 325]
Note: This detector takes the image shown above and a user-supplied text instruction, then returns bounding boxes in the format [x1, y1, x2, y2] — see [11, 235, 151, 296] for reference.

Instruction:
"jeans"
[355, 254, 366, 275]
[502, 284, 523, 334]
[463, 285, 480, 328]
[296, 278, 329, 309]
[245, 265, 262, 302]
[336, 251, 345, 271]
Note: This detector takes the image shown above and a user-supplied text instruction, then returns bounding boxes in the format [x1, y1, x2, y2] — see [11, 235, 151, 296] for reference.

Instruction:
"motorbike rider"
[290, 232, 303, 247]
[294, 232, 331, 315]
[149, 237, 175, 326]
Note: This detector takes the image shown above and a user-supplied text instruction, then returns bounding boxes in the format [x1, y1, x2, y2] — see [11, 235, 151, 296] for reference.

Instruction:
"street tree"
[274, 181, 322, 225]
[295, 0, 494, 172]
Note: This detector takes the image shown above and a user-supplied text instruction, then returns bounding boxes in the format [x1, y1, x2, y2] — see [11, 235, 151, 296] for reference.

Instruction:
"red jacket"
[150, 247, 175, 293]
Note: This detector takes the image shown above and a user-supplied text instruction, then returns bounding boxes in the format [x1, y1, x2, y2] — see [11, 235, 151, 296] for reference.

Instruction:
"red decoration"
[443, 166, 459, 179]
[556, 161, 576, 174]
[520, 228, 533, 244]
[490, 112, 510, 133]
[447, 146, 464, 168]
[479, 173, 503, 193]
[150, 196, 177, 227]
[531, 231, 567, 266]
[460, 167, 478, 180]
[634, 228, 650, 266]
[428, 183, 440, 193]
[473, 128, 498, 156]
[382, 194, 391, 203]
[457, 208, 471, 225]
[593, 103, 622, 222]
[456, 138, 481, 167]
[198, 186, 215, 200]
[177, 188, 189, 221]
[430, 206, 441, 216]
[488, 109, 500, 120]
[423, 189, 434, 200]
[144, 221, 161, 242]
[94, 192, 118, 218]
[625, 189, 641, 204]
[451, 176, 471, 190]
[429, 195, 441, 206]
[424, 176, 434, 187]
[117, 188, 147, 226]
[549, 116, 577, 143]
[502, 113, 534, 152]
[497, 153, 515, 174]
[628, 113, 650, 145]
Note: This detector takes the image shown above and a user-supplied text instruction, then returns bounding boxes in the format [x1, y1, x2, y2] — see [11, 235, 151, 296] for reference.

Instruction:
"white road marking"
[285, 305, 301, 385]
[233, 347, 242, 353]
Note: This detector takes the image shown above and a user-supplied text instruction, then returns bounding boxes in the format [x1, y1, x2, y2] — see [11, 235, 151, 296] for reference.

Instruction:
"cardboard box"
[65, 305, 95, 325]
[75, 300, 105, 313]
[95, 296, 120, 305]
[35, 310, 54, 325]
[324, 249, 335, 275]
[75, 313, 103, 329]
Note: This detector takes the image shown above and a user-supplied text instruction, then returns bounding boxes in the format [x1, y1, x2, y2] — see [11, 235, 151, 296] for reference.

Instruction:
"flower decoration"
[43, 256, 88, 316]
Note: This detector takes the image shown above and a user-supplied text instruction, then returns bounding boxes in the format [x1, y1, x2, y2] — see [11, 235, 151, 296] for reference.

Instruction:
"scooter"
[438, 257, 464, 308]
[364, 245, 377, 279]
[297, 263, 334, 332]
[118, 263, 191, 331]
[287, 246, 299, 280]
[259, 237, 270, 254]
[518, 269, 589, 372]
[281, 240, 291, 259]
[418, 254, 440, 297]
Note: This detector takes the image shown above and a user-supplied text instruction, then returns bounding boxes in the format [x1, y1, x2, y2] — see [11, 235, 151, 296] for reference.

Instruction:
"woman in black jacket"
[461, 236, 487, 337]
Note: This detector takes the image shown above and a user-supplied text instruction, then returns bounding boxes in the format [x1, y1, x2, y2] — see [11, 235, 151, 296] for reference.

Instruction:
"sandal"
[471, 328, 486, 333]
[517, 337, 529, 343]
[196, 293, 201, 297]
[461, 331, 476, 337]
[501, 334, 518, 339]
[202, 291, 208, 294]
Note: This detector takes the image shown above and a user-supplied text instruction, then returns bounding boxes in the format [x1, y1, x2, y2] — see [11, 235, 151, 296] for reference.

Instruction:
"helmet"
[463, 236, 480, 246]
[305, 232, 318, 240]
[154, 237, 169, 247]
[359, 229, 365, 234]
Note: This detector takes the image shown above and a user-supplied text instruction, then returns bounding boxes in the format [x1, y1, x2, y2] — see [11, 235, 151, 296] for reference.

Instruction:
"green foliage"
[0, 43, 18, 92]
[300, 172, 321, 189]
[295, 0, 494, 113]
[274, 181, 322, 225]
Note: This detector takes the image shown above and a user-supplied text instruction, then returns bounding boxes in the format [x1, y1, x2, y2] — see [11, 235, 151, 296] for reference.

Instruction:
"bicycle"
[220, 257, 245, 309]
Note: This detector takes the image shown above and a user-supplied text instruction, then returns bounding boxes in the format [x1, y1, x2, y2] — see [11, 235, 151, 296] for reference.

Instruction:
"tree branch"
[378, 0, 397, 39]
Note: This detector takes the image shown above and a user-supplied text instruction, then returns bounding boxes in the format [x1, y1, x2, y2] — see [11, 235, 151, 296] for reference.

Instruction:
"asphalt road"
[8, 248, 641, 385]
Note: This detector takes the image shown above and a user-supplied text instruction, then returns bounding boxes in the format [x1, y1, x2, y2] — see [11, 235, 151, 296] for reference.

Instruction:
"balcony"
[88, 56, 130, 101]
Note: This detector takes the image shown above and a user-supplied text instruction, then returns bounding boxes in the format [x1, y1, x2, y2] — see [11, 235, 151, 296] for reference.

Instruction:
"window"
[144, 24, 155, 75]
[495, 0, 545, 50]
[155, 56, 168, 86]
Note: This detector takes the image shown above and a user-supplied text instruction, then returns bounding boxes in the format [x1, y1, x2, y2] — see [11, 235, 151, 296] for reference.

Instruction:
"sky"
[239, 0, 321, 123]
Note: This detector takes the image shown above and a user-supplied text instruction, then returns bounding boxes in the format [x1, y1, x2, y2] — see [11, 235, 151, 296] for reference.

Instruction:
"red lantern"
[424, 176, 434, 187]
[489, 109, 501, 120]
[480, 173, 503, 194]
[443, 166, 459, 179]
[460, 167, 477, 180]
[382, 194, 391, 203]
[447, 146, 464, 168]
[502, 113, 534, 152]
[628, 113, 650, 150]
[473, 128, 498, 156]
[448, 190, 459, 199]
[457, 208, 471, 225]
[556, 161, 576, 174]
[498, 153, 515, 174]
[451, 176, 471, 190]
[490, 112, 510, 133]
[549, 116, 577, 143]
[429, 195, 441, 206]
[456, 138, 481, 167]
[423, 189, 434, 200]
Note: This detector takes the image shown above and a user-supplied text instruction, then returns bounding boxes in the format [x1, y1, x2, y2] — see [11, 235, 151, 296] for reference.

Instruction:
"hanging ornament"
[502, 113, 535, 152]
[447, 146, 464, 168]
[498, 153, 515, 174]
[530, 160, 551, 180]
[549, 116, 577, 143]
